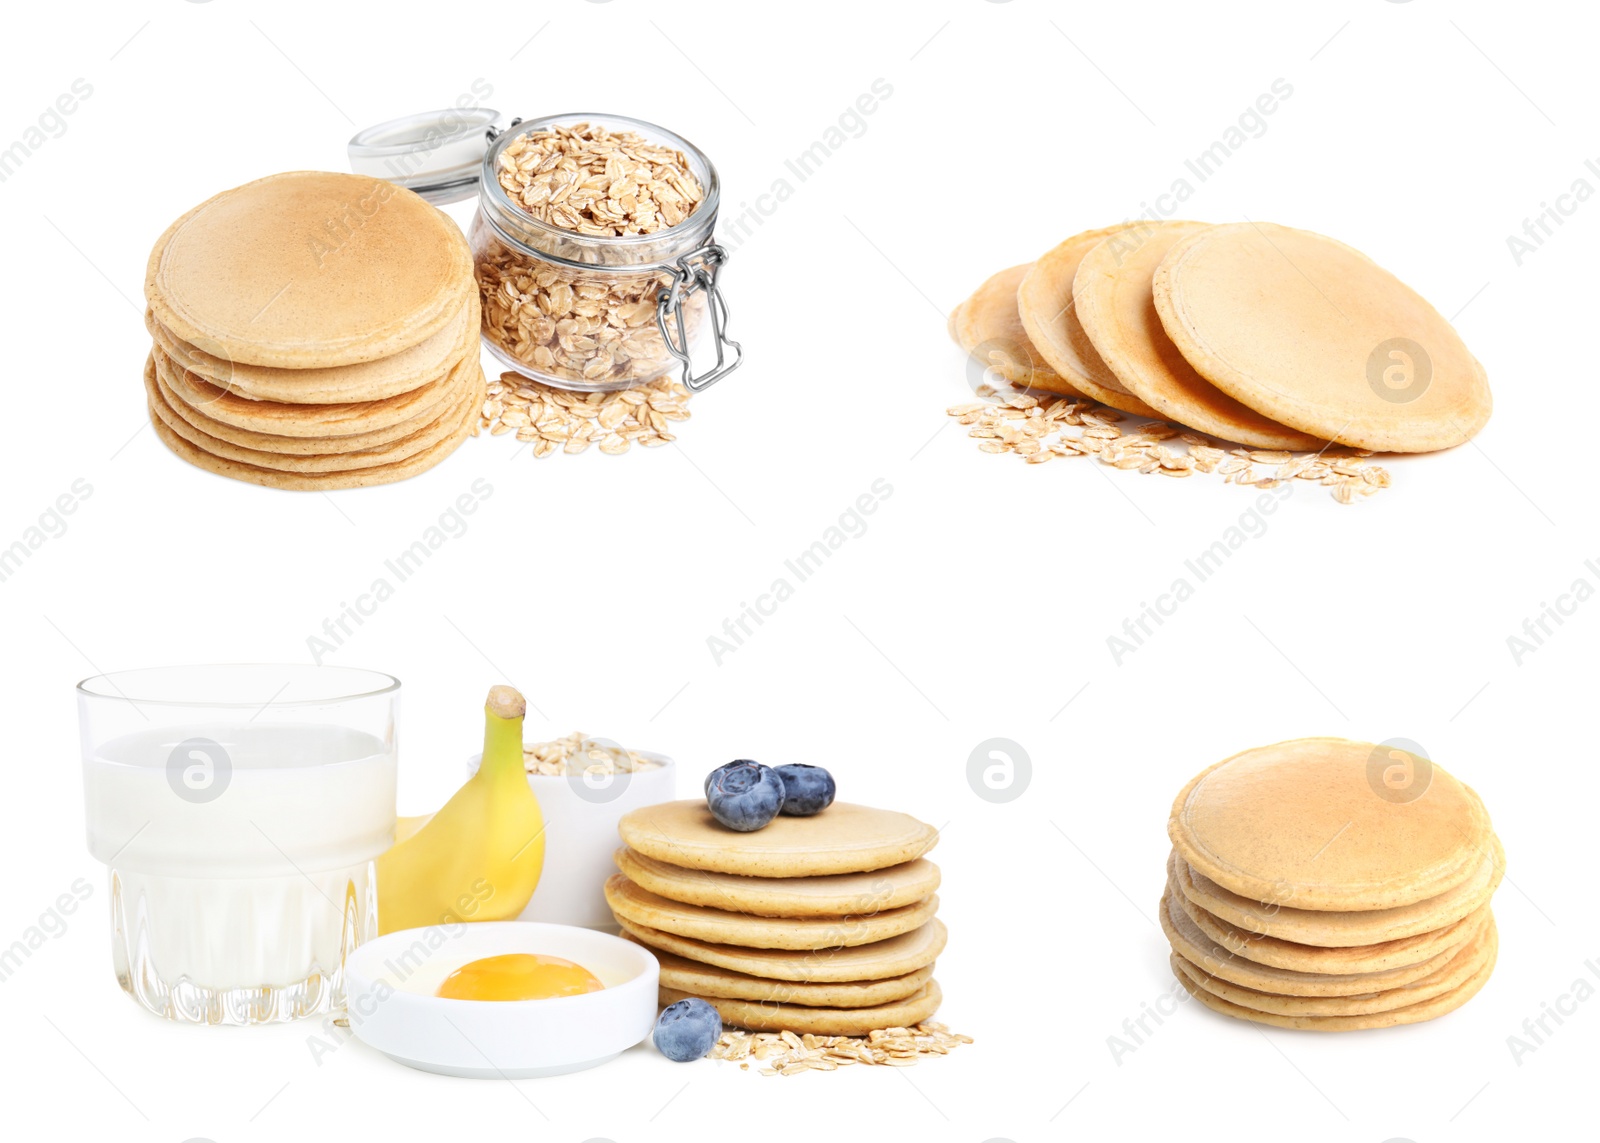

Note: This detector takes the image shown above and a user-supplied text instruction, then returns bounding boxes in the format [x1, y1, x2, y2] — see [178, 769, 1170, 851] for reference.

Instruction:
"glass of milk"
[78, 665, 398, 1025]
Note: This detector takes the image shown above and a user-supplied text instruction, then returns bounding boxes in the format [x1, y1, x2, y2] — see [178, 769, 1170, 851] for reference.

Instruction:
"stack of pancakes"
[950, 220, 1492, 453]
[608, 800, 946, 1036]
[142, 171, 485, 490]
[1161, 738, 1504, 1031]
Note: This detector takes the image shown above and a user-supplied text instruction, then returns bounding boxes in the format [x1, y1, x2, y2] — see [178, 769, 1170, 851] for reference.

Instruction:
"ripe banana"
[376, 685, 545, 934]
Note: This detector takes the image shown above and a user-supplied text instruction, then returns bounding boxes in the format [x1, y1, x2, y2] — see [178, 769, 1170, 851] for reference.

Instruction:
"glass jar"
[350, 109, 742, 393]
[78, 665, 398, 1025]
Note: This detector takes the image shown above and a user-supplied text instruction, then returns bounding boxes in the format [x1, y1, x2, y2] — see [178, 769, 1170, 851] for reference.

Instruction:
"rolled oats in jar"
[349, 108, 742, 393]
[473, 113, 739, 392]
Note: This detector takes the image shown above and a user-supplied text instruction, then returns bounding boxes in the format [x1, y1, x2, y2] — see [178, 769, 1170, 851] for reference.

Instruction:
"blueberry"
[653, 997, 721, 1062]
[704, 760, 786, 832]
[774, 764, 836, 816]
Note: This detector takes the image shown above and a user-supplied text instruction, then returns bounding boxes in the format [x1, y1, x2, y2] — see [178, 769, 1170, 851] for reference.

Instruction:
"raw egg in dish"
[435, 953, 605, 1001]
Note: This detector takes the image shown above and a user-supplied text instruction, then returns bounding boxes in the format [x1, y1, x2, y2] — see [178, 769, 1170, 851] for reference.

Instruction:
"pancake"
[147, 358, 484, 490]
[1169, 860, 1492, 974]
[1016, 223, 1162, 417]
[1168, 737, 1495, 911]
[152, 348, 469, 453]
[1072, 221, 1323, 449]
[613, 848, 940, 919]
[145, 171, 474, 369]
[1171, 837, 1504, 947]
[949, 264, 1081, 396]
[615, 917, 947, 983]
[644, 944, 935, 1007]
[1173, 921, 1497, 1030]
[1153, 221, 1492, 452]
[618, 800, 939, 878]
[659, 980, 943, 1036]
[1159, 889, 1470, 998]
[605, 874, 936, 950]
[146, 300, 476, 404]
[145, 355, 479, 473]
[1171, 915, 1496, 1018]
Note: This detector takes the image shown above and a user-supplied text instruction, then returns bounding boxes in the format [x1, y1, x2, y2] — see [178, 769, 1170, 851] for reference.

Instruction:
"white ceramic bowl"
[468, 750, 678, 928]
[344, 921, 659, 1078]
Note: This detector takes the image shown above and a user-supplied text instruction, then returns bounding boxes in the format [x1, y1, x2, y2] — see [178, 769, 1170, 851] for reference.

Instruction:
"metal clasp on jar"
[656, 245, 743, 392]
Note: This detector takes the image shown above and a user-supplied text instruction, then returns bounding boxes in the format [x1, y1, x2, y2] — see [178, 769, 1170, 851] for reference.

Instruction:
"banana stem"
[480, 702, 525, 784]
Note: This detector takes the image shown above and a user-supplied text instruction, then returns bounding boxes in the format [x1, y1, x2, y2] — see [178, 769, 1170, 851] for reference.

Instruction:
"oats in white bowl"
[522, 732, 665, 777]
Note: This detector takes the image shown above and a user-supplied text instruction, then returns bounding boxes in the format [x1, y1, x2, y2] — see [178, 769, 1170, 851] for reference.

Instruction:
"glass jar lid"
[347, 107, 502, 205]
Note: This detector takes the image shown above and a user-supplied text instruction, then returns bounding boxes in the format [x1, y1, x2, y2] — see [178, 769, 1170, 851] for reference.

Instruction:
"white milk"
[84, 723, 395, 1023]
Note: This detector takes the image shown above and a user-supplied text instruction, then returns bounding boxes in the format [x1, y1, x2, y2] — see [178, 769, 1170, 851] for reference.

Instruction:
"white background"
[1, 1, 1594, 1139]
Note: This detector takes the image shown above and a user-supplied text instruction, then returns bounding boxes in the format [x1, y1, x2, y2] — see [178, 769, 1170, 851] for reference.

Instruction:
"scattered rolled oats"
[708, 1023, 973, 1076]
[475, 371, 689, 456]
[947, 384, 1389, 504]
[521, 732, 665, 777]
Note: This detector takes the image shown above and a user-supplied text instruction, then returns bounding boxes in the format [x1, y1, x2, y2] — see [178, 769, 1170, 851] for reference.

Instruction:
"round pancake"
[618, 800, 939, 877]
[1172, 919, 1497, 1030]
[145, 171, 474, 369]
[146, 355, 478, 473]
[1169, 737, 1494, 911]
[148, 360, 484, 491]
[146, 301, 475, 404]
[643, 944, 935, 1007]
[1153, 222, 1492, 452]
[949, 264, 1082, 396]
[1172, 835, 1504, 947]
[1159, 889, 1467, 998]
[152, 349, 468, 453]
[614, 848, 940, 918]
[606, 874, 937, 950]
[1017, 224, 1162, 417]
[1073, 221, 1323, 449]
[615, 917, 947, 983]
[659, 980, 943, 1036]
[1171, 914, 1495, 1018]
[1169, 854, 1492, 974]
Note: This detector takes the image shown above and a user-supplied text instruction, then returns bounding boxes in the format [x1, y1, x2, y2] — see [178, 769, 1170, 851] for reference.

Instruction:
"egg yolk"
[435, 953, 604, 1001]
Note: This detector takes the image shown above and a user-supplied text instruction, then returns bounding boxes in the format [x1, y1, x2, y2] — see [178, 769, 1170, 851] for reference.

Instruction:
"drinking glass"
[78, 665, 398, 1025]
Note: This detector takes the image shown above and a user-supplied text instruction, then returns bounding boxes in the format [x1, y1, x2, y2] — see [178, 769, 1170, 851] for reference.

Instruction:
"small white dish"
[468, 749, 678, 928]
[344, 921, 659, 1078]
